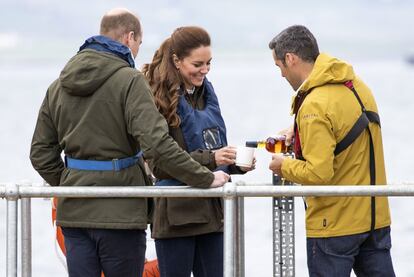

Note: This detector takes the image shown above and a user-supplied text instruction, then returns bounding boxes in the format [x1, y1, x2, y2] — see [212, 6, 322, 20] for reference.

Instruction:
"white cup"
[235, 146, 255, 167]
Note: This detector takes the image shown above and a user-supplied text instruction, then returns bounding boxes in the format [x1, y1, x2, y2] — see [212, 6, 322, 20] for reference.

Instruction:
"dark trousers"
[307, 226, 395, 277]
[155, 232, 223, 277]
[61, 227, 146, 277]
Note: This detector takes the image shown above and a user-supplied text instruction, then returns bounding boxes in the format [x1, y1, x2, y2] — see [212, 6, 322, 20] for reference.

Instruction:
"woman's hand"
[214, 146, 237, 166]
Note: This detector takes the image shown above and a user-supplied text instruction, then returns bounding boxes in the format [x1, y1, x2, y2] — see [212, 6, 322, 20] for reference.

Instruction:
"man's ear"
[123, 31, 135, 48]
[285, 53, 295, 66]
[128, 31, 135, 41]
[127, 31, 136, 45]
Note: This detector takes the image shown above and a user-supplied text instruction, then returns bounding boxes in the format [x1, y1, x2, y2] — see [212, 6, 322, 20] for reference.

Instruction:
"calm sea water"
[2, 1, 414, 275]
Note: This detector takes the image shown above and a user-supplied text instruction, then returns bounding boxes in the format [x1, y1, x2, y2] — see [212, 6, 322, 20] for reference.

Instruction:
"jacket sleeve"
[124, 74, 214, 188]
[149, 148, 217, 180]
[30, 92, 65, 186]
[281, 96, 336, 185]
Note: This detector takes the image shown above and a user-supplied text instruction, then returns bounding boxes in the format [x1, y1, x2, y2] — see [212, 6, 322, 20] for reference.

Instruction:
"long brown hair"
[142, 26, 211, 127]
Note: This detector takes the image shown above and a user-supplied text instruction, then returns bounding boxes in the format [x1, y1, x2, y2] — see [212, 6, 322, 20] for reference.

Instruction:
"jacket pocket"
[166, 198, 211, 226]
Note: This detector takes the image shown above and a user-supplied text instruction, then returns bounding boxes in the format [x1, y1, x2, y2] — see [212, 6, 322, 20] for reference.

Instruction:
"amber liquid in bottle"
[246, 136, 288, 153]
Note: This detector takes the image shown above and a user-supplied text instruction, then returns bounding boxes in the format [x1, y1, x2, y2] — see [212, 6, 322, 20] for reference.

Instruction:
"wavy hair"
[142, 26, 211, 127]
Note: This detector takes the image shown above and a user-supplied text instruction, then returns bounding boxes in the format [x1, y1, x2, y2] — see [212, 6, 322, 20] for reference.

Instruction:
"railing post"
[6, 184, 19, 277]
[235, 183, 245, 277]
[223, 182, 236, 277]
[21, 183, 32, 277]
[273, 174, 295, 277]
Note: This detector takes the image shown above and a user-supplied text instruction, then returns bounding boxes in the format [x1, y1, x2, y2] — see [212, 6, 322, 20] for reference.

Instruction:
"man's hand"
[277, 126, 294, 146]
[210, 170, 230, 188]
[269, 154, 285, 176]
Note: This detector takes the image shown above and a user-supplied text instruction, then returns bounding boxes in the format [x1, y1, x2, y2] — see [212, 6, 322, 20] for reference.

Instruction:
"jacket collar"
[79, 35, 135, 68]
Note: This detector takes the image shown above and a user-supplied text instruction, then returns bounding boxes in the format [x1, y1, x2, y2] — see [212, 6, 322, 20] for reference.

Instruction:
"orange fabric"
[52, 197, 66, 255]
[143, 259, 160, 277]
[51, 197, 158, 276]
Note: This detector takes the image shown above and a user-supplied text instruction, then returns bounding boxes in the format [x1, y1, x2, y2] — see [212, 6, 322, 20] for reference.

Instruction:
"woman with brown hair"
[142, 26, 254, 276]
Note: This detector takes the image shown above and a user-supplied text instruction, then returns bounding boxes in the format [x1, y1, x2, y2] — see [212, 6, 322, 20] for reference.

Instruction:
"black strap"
[367, 127, 376, 231]
[334, 111, 381, 156]
[338, 81, 379, 232]
[334, 112, 370, 156]
[366, 111, 381, 127]
[335, 82, 381, 156]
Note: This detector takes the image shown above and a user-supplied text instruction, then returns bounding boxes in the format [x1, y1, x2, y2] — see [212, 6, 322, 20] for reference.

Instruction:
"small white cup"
[235, 146, 255, 167]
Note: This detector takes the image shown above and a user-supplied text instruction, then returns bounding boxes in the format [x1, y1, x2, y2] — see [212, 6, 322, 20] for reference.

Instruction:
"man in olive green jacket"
[268, 25, 394, 276]
[30, 8, 229, 277]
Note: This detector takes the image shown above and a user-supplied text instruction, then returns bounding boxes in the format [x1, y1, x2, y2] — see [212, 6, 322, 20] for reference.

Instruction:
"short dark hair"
[100, 11, 141, 41]
[269, 25, 319, 64]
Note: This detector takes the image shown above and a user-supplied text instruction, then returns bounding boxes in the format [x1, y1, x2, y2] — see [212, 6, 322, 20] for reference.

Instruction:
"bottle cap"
[245, 141, 258, 148]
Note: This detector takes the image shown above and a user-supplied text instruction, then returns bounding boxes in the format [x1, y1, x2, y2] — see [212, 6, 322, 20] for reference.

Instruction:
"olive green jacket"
[30, 49, 214, 230]
[149, 86, 244, 239]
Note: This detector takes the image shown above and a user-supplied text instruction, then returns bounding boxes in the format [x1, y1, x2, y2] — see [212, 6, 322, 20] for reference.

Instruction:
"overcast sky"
[1, 0, 414, 63]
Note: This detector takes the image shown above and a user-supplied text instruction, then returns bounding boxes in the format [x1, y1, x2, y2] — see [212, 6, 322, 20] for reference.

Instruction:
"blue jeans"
[155, 232, 223, 277]
[307, 226, 395, 277]
[61, 227, 146, 277]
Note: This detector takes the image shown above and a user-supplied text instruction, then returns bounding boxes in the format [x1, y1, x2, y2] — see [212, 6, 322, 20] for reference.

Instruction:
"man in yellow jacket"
[268, 25, 395, 276]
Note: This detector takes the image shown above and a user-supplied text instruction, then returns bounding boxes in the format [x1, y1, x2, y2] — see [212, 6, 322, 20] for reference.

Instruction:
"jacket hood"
[290, 53, 356, 115]
[59, 49, 128, 96]
[300, 53, 355, 92]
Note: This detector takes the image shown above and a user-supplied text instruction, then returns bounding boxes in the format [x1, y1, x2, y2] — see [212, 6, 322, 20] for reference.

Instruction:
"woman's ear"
[172, 54, 180, 69]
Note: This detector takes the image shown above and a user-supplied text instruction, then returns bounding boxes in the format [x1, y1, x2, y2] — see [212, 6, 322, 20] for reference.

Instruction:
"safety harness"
[156, 79, 229, 186]
[65, 151, 143, 171]
[293, 80, 380, 232]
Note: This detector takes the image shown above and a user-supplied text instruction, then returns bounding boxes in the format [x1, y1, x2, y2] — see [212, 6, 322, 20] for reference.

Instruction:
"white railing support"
[5, 184, 18, 277]
[223, 182, 237, 277]
[236, 195, 245, 277]
[21, 195, 32, 277]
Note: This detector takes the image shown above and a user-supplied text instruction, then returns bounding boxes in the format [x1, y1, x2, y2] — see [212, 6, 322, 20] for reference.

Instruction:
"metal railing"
[2, 182, 414, 277]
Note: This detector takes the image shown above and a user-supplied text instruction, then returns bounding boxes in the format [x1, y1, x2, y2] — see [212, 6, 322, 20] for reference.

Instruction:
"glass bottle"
[245, 136, 290, 153]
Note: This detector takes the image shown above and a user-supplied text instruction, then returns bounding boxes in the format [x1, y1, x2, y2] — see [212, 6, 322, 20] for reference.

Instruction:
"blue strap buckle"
[112, 158, 120, 171]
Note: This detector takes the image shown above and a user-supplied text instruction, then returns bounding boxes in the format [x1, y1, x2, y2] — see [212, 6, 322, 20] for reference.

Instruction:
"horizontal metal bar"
[236, 184, 414, 197]
[1, 183, 414, 199]
[16, 185, 225, 198]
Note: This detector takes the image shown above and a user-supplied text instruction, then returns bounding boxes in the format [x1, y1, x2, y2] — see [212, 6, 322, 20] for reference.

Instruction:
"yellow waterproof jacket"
[281, 53, 391, 238]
